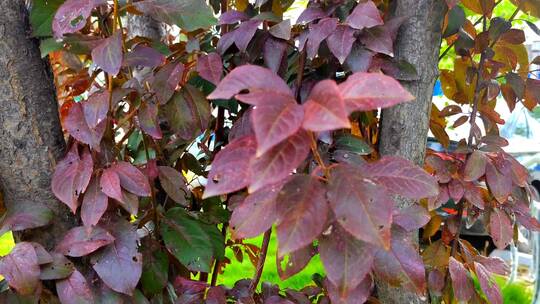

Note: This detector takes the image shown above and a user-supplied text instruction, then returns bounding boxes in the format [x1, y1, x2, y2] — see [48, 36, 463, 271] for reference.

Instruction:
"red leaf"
[64, 102, 106, 150]
[91, 32, 123, 75]
[111, 161, 151, 197]
[393, 204, 430, 232]
[463, 182, 485, 209]
[373, 228, 426, 295]
[276, 175, 328, 255]
[158, 166, 188, 206]
[101, 168, 123, 202]
[229, 108, 254, 141]
[203, 136, 257, 198]
[276, 244, 315, 280]
[0, 242, 40, 295]
[123, 45, 165, 68]
[325, 274, 373, 304]
[53, 0, 105, 38]
[56, 226, 115, 257]
[339, 72, 415, 113]
[328, 164, 393, 248]
[306, 18, 338, 59]
[428, 184, 449, 210]
[449, 257, 475, 302]
[319, 226, 375, 296]
[52, 145, 94, 213]
[138, 101, 162, 139]
[56, 269, 94, 304]
[83, 91, 109, 129]
[197, 53, 223, 85]
[326, 25, 357, 64]
[230, 182, 285, 239]
[208, 65, 292, 100]
[116, 190, 139, 216]
[249, 130, 310, 193]
[489, 208, 513, 249]
[250, 93, 304, 155]
[474, 262, 502, 304]
[91, 219, 142, 295]
[362, 156, 439, 199]
[302, 80, 351, 132]
[503, 153, 529, 187]
[234, 20, 262, 52]
[475, 255, 509, 276]
[81, 177, 108, 227]
[345, 0, 383, 30]
[485, 158, 512, 203]
[463, 150, 487, 181]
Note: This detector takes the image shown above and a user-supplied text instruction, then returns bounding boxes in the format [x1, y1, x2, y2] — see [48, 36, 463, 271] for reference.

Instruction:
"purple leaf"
[217, 31, 236, 55]
[428, 269, 445, 295]
[56, 269, 95, 304]
[81, 177, 108, 227]
[92, 32, 123, 75]
[0, 202, 53, 234]
[362, 156, 439, 199]
[475, 255, 509, 276]
[164, 85, 211, 141]
[30, 242, 53, 265]
[65, 102, 106, 150]
[229, 108, 254, 141]
[306, 18, 338, 59]
[83, 91, 109, 129]
[208, 65, 292, 100]
[230, 182, 285, 239]
[234, 20, 262, 52]
[428, 184, 449, 210]
[269, 20, 291, 40]
[360, 26, 394, 56]
[328, 164, 393, 248]
[344, 45, 374, 72]
[449, 257, 475, 302]
[152, 61, 185, 104]
[0, 242, 40, 295]
[123, 45, 165, 68]
[158, 166, 188, 206]
[448, 178, 465, 202]
[250, 93, 304, 155]
[57, 226, 115, 257]
[138, 101, 162, 139]
[393, 204, 430, 232]
[53, 0, 105, 38]
[319, 226, 375, 295]
[197, 53, 223, 85]
[203, 136, 257, 198]
[276, 175, 328, 255]
[339, 72, 415, 113]
[218, 10, 249, 25]
[373, 228, 426, 295]
[463, 182, 485, 210]
[302, 79, 350, 131]
[325, 275, 373, 304]
[326, 25, 357, 64]
[249, 130, 311, 192]
[206, 286, 227, 303]
[345, 1, 383, 30]
[116, 190, 139, 216]
[52, 145, 94, 213]
[475, 262, 502, 304]
[486, 158, 512, 203]
[92, 219, 142, 295]
[264, 37, 288, 73]
[489, 208, 513, 249]
[40, 253, 75, 280]
[111, 161, 151, 197]
[296, 7, 326, 24]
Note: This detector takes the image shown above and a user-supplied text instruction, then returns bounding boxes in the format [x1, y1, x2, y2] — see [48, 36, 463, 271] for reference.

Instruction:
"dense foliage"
[0, 0, 540, 303]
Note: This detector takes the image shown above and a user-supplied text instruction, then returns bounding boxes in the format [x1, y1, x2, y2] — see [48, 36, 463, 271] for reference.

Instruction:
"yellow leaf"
[236, 0, 248, 11]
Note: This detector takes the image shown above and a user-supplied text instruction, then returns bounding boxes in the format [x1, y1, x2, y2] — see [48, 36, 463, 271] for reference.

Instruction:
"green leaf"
[160, 208, 224, 272]
[134, 0, 217, 32]
[30, 0, 64, 37]
[141, 249, 168, 295]
[334, 133, 373, 155]
[40, 38, 63, 58]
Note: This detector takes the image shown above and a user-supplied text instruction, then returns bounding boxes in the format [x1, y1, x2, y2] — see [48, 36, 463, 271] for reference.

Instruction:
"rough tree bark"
[0, 1, 75, 249]
[377, 0, 446, 303]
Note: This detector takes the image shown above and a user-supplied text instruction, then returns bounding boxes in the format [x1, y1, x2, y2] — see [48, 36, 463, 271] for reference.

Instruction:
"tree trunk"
[0, 0, 75, 249]
[377, 0, 446, 303]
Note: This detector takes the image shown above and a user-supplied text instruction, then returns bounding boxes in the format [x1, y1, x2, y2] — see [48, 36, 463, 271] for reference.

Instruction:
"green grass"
[217, 231, 324, 290]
